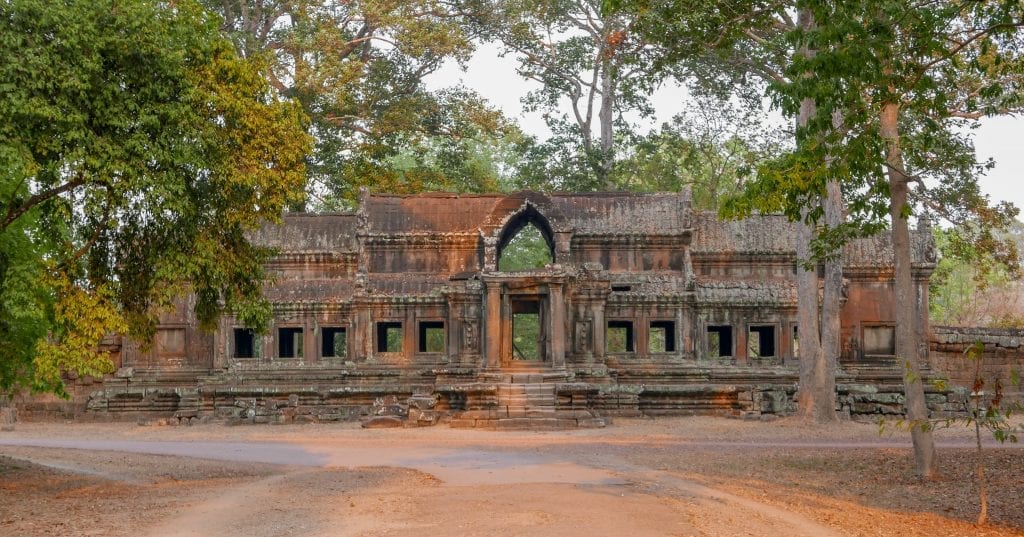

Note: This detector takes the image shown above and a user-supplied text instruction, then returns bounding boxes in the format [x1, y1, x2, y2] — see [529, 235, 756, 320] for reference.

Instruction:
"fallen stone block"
[361, 416, 404, 428]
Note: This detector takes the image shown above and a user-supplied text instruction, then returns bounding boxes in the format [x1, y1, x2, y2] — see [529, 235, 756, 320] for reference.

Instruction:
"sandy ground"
[1, 416, 1022, 537]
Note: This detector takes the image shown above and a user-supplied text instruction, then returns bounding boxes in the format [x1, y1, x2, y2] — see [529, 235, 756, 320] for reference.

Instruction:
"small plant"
[957, 341, 1019, 525]
[880, 341, 1021, 525]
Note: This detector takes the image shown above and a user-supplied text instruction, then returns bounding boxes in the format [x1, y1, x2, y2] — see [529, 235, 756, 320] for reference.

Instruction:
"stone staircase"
[450, 372, 606, 429]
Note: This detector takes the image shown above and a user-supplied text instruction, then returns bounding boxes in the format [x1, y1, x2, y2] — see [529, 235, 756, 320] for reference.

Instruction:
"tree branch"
[1, 176, 87, 231]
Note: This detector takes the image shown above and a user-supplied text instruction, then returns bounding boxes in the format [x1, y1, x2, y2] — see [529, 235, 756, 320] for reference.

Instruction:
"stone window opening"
[607, 320, 635, 353]
[376, 322, 404, 353]
[707, 325, 733, 357]
[748, 325, 776, 358]
[233, 328, 257, 359]
[863, 325, 896, 357]
[418, 321, 445, 353]
[497, 208, 555, 271]
[278, 327, 303, 358]
[321, 327, 347, 358]
[611, 284, 632, 292]
[792, 325, 799, 358]
[649, 320, 676, 353]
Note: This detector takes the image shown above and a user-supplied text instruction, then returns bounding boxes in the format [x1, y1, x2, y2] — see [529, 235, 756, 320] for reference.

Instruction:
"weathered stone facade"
[22, 190, 993, 427]
[930, 326, 1024, 404]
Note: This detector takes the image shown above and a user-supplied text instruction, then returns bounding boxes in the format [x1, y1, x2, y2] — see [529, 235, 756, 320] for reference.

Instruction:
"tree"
[613, 95, 787, 210]
[619, 0, 847, 423]
[0, 0, 310, 396]
[206, 0, 510, 208]
[478, 0, 678, 190]
[760, 0, 1024, 477]
[930, 222, 1024, 328]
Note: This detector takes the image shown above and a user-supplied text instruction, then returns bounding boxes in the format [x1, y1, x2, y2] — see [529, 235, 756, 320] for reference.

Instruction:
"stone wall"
[930, 326, 1024, 403]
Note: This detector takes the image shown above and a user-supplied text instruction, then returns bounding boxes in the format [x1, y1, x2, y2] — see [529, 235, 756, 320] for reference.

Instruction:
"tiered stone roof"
[250, 213, 358, 253]
[250, 192, 936, 270]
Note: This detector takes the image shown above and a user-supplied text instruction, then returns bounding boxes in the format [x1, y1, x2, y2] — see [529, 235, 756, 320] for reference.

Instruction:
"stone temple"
[59, 189, 995, 427]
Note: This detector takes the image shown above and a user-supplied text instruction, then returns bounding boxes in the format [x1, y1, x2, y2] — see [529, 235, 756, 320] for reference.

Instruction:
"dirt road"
[1, 417, 1021, 537]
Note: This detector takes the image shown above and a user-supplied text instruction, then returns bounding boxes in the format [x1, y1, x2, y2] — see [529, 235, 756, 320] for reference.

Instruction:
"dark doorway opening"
[278, 327, 303, 358]
[607, 320, 635, 353]
[511, 299, 542, 361]
[321, 327, 346, 358]
[748, 325, 776, 358]
[233, 328, 256, 358]
[376, 322, 403, 353]
[418, 321, 445, 353]
[649, 320, 676, 353]
[707, 325, 733, 357]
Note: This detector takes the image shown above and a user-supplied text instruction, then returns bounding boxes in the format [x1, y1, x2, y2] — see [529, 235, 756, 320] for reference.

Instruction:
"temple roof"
[691, 212, 795, 254]
[692, 211, 935, 266]
[550, 192, 691, 235]
[250, 213, 358, 253]
[362, 193, 499, 234]
[249, 192, 936, 269]
[359, 191, 692, 236]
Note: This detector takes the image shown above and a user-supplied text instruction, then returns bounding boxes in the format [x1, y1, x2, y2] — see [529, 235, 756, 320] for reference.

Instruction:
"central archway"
[497, 207, 554, 271]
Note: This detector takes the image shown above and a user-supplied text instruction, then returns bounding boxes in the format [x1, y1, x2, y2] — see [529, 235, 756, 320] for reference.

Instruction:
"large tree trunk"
[817, 179, 842, 421]
[795, 213, 825, 420]
[880, 101, 937, 479]
[793, 8, 838, 423]
[598, 62, 615, 190]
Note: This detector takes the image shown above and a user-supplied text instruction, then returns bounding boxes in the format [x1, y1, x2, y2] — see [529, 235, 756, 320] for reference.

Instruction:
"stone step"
[450, 417, 604, 430]
[502, 409, 558, 418]
[498, 394, 556, 402]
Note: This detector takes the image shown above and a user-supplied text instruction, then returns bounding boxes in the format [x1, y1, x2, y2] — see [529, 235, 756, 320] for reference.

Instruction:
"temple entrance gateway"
[94, 190, 942, 428]
[483, 275, 568, 371]
[510, 298, 544, 362]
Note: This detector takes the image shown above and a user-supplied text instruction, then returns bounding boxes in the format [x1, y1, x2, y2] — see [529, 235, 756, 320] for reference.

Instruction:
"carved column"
[355, 306, 372, 361]
[484, 281, 502, 369]
[446, 298, 459, 363]
[549, 283, 566, 369]
[593, 302, 606, 360]
[213, 319, 229, 369]
[554, 232, 572, 264]
[735, 316, 748, 367]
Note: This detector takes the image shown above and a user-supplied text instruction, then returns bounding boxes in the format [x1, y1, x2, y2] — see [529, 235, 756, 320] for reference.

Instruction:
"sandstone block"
[361, 416, 403, 428]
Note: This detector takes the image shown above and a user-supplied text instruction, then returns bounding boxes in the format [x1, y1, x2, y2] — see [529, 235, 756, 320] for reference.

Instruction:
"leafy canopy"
[0, 0, 311, 396]
[205, 0, 511, 208]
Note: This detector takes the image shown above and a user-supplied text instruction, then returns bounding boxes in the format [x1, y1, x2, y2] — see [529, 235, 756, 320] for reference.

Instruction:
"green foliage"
[476, 0, 681, 190]
[206, 0, 510, 208]
[384, 326, 403, 353]
[930, 224, 1024, 328]
[614, 96, 787, 210]
[761, 1, 1022, 256]
[512, 313, 540, 360]
[498, 224, 553, 271]
[0, 0, 310, 395]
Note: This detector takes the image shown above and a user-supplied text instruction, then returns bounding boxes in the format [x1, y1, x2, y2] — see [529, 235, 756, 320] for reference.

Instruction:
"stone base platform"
[14, 363, 972, 428]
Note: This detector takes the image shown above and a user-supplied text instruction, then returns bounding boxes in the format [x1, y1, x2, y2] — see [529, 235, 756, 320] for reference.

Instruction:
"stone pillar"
[304, 318, 316, 362]
[355, 307, 372, 361]
[735, 319, 748, 367]
[404, 308, 415, 362]
[679, 307, 692, 359]
[593, 302, 606, 360]
[549, 283, 566, 369]
[484, 281, 502, 369]
[554, 232, 572, 264]
[482, 236, 498, 271]
[213, 319, 228, 369]
[446, 300, 459, 363]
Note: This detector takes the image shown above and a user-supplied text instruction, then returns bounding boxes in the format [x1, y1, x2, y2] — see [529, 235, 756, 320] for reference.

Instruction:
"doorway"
[509, 297, 546, 364]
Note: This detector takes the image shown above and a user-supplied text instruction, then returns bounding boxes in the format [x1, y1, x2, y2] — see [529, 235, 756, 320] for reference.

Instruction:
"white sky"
[428, 43, 1023, 217]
